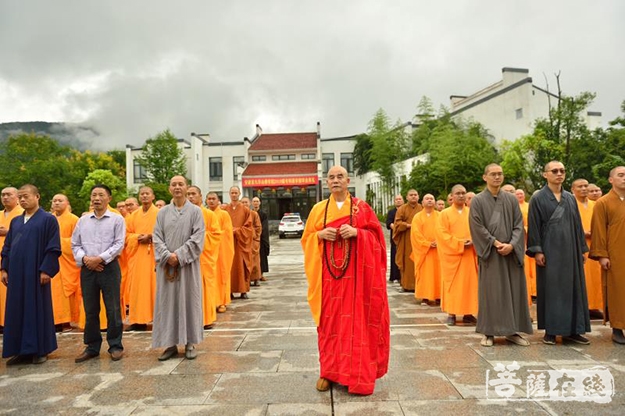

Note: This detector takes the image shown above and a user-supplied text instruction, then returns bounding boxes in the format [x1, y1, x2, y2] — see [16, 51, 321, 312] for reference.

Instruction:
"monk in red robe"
[302, 165, 390, 396]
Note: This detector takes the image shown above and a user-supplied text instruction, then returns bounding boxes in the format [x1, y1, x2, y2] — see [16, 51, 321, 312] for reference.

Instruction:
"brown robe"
[393, 202, 422, 290]
[249, 210, 262, 283]
[225, 203, 254, 294]
[590, 189, 625, 329]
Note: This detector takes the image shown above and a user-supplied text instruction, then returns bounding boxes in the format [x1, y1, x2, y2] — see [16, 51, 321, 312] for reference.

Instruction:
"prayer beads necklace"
[322, 196, 353, 279]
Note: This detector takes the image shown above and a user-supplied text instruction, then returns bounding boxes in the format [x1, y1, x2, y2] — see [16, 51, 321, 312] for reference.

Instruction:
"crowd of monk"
[387, 164, 625, 346]
[0, 185, 270, 337]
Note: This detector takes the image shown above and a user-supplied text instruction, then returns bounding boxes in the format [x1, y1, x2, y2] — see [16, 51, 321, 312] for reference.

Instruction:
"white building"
[126, 123, 365, 220]
[450, 67, 602, 144]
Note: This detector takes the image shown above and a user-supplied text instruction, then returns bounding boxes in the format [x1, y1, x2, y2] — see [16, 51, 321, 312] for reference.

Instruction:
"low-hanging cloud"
[1, 0, 623, 150]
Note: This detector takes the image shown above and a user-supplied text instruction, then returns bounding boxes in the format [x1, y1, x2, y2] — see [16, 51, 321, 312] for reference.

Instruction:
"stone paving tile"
[2, 237, 625, 413]
[277, 349, 320, 372]
[198, 333, 246, 352]
[399, 399, 549, 415]
[332, 370, 461, 402]
[88, 373, 218, 406]
[172, 350, 282, 374]
[267, 403, 334, 415]
[334, 400, 404, 415]
[132, 404, 267, 415]
[206, 372, 331, 405]
[238, 331, 319, 351]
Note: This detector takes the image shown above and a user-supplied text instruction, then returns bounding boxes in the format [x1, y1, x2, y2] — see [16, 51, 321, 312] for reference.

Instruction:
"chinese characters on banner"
[242, 176, 318, 188]
[486, 361, 614, 403]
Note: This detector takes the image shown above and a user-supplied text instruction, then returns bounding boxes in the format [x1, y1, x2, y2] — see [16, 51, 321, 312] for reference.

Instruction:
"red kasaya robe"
[302, 194, 390, 395]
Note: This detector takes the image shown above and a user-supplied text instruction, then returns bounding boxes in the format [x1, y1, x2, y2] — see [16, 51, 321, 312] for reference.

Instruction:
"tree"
[405, 118, 497, 199]
[500, 88, 607, 192]
[0, 132, 128, 214]
[352, 133, 373, 176]
[134, 129, 186, 184]
[79, 169, 127, 205]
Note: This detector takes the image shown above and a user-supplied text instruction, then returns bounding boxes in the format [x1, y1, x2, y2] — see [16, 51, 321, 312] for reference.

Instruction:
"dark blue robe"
[1, 208, 61, 358]
[526, 186, 590, 336]
[385, 208, 400, 281]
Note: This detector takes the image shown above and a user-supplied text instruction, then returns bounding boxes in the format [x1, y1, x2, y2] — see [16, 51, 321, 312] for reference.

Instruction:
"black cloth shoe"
[32, 355, 47, 364]
[6, 355, 30, 366]
[240, 293, 249, 299]
[446, 315, 456, 326]
[612, 329, 625, 345]
[564, 334, 590, 345]
[542, 334, 556, 345]
[462, 315, 477, 324]
[158, 346, 178, 361]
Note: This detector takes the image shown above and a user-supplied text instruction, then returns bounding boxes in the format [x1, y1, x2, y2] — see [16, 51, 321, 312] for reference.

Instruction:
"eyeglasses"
[547, 168, 566, 175]
[488, 172, 504, 177]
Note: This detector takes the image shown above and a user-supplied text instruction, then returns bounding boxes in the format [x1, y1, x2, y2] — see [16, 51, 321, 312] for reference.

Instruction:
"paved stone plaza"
[1, 234, 624, 415]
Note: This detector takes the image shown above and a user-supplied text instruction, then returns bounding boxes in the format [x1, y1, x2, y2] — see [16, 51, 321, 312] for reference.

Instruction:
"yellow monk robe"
[519, 201, 535, 304]
[51, 210, 79, 324]
[200, 207, 222, 326]
[225, 204, 254, 294]
[435, 206, 478, 316]
[0, 206, 24, 326]
[590, 189, 625, 328]
[393, 203, 422, 291]
[577, 199, 603, 311]
[213, 207, 234, 307]
[120, 214, 134, 319]
[125, 204, 159, 324]
[410, 210, 441, 301]
[250, 210, 262, 284]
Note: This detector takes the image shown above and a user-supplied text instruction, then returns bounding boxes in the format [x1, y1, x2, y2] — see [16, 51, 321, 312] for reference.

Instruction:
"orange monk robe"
[225, 204, 254, 294]
[125, 205, 159, 324]
[51, 210, 80, 324]
[393, 203, 422, 291]
[577, 199, 603, 311]
[213, 207, 234, 307]
[519, 201, 535, 303]
[410, 210, 441, 301]
[590, 190, 625, 328]
[0, 206, 24, 326]
[435, 206, 478, 316]
[199, 207, 222, 326]
[119, 214, 135, 318]
[249, 210, 262, 283]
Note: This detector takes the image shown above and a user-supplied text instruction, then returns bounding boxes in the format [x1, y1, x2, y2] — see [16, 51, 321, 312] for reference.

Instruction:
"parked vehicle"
[278, 213, 304, 239]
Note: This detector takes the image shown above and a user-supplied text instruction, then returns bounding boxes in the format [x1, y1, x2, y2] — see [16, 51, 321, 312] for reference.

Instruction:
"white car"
[279, 213, 304, 239]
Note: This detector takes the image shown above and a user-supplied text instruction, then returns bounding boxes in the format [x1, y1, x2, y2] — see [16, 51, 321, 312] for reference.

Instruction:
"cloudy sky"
[1, 0, 623, 149]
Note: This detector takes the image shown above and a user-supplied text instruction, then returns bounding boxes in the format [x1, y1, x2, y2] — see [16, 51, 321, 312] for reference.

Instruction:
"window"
[272, 154, 296, 161]
[301, 153, 316, 160]
[209, 157, 222, 181]
[340, 152, 354, 174]
[322, 153, 334, 175]
[233, 156, 245, 180]
[251, 155, 266, 162]
[133, 160, 148, 183]
[515, 108, 523, 119]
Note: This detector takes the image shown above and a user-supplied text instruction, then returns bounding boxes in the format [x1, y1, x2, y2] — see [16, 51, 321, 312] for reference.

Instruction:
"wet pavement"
[1, 234, 624, 415]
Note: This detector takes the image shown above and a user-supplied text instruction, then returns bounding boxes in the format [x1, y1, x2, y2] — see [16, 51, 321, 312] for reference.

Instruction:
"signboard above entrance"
[242, 176, 318, 188]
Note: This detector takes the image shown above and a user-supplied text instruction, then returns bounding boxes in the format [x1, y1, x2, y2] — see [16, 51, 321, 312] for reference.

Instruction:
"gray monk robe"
[469, 190, 533, 336]
[526, 186, 590, 336]
[152, 200, 205, 348]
